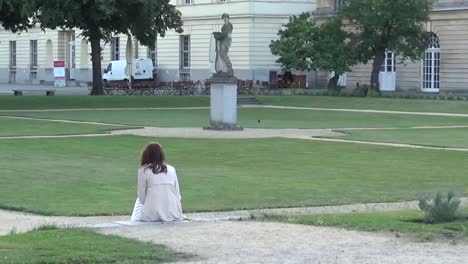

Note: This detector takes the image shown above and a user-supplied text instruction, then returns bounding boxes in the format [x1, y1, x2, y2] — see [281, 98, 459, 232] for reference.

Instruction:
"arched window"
[422, 34, 440, 91]
[46, 40, 53, 68]
[80, 39, 89, 68]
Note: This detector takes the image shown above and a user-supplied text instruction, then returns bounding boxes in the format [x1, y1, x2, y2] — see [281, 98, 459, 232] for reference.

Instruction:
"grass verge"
[0, 96, 209, 110]
[333, 127, 468, 149]
[0, 227, 182, 263]
[0, 117, 131, 136]
[4, 107, 468, 129]
[258, 96, 468, 114]
[261, 208, 468, 241]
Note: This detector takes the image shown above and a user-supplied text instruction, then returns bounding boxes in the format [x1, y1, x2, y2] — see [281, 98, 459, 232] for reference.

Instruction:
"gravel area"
[98, 221, 468, 264]
[2, 199, 468, 264]
[110, 127, 344, 139]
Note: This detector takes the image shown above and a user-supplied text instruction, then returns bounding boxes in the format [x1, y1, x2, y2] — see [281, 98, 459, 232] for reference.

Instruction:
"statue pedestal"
[205, 76, 243, 130]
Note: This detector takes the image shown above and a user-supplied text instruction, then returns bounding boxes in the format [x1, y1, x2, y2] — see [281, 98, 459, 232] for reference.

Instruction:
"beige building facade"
[317, 0, 468, 93]
[0, 0, 316, 86]
[0, 0, 465, 92]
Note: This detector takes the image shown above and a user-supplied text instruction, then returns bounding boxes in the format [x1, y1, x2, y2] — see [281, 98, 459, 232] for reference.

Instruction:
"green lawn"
[0, 96, 209, 110]
[0, 227, 181, 263]
[335, 128, 468, 149]
[262, 208, 468, 241]
[258, 96, 468, 114]
[1, 136, 467, 216]
[0, 117, 131, 136]
[4, 108, 468, 129]
[3, 96, 468, 115]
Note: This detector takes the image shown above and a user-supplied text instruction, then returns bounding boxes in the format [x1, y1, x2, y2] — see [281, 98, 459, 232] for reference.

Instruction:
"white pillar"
[206, 78, 242, 130]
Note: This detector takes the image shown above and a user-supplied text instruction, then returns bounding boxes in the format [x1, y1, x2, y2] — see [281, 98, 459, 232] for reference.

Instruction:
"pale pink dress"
[130, 164, 185, 222]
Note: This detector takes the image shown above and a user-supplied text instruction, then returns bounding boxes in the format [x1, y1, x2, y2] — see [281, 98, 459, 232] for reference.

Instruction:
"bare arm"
[137, 169, 147, 204]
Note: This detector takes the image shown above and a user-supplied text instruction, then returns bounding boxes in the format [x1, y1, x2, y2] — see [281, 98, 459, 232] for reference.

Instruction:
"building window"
[180, 35, 190, 69]
[134, 39, 139, 59]
[333, 0, 346, 11]
[147, 38, 157, 67]
[30, 40, 38, 80]
[180, 73, 190, 81]
[30, 40, 38, 69]
[9, 41, 16, 69]
[111, 37, 120, 61]
[422, 33, 440, 91]
[184, 0, 192, 4]
[381, 51, 396, 73]
[9, 41, 16, 83]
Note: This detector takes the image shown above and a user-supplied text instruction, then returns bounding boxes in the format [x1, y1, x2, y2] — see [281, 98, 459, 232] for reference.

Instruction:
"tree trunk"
[90, 36, 103, 95]
[327, 74, 340, 91]
[370, 47, 386, 93]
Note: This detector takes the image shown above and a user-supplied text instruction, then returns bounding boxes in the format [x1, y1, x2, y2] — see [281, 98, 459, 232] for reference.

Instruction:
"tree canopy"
[270, 13, 355, 89]
[339, 0, 434, 92]
[0, 0, 37, 32]
[37, 0, 183, 95]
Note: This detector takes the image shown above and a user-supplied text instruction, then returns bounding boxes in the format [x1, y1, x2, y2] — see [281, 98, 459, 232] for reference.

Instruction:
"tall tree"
[270, 13, 356, 90]
[339, 0, 434, 92]
[37, 0, 183, 95]
[0, 0, 37, 32]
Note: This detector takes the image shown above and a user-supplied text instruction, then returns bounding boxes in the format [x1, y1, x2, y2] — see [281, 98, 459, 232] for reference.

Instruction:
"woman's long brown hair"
[140, 143, 167, 174]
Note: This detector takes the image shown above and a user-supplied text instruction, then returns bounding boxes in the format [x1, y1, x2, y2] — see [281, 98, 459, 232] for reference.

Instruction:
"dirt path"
[2, 198, 468, 236]
[98, 221, 468, 264]
[3, 200, 468, 263]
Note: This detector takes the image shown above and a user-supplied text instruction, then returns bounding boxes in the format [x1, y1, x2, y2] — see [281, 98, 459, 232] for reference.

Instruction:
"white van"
[103, 59, 154, 83]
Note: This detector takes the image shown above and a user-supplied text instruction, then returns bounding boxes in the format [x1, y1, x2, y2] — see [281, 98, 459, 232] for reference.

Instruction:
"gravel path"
[2, 198, 468, 235]
[98, 221, 468, 264]
[2, 199, 468, 263]
[110, 127, 344, 139]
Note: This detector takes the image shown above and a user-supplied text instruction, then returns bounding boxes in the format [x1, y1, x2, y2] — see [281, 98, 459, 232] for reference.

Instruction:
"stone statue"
[212, 13, 234, 77]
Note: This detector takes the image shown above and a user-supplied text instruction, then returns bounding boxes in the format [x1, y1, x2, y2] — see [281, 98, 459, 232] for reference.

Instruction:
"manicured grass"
[262, 208, 468, 241]
[4, 96, 468, 114]
[0, 117, 131, 136]
[1, 136, 468, 216]
[336, 128, 468, 149]
[258, 96, 468, 114]
[0, 96, 209, 110]
[0, 227, 180, 263]
[4, 108, 468, 129]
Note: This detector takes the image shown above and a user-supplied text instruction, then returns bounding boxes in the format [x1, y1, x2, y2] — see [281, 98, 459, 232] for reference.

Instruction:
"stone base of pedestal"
[205, 76, 243, 131]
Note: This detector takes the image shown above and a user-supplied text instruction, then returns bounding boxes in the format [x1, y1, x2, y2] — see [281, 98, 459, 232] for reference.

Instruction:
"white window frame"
[134, 38, 139, 59]
[9, 41, 16, 69]
[421, 34, 440, 92]
[9, 41, 16, 83]
[380, 51, 396, 73]
[180, 35, 190, 70]
[111, 37, 120, 61]
[30, 40, 38, 70]
[333, 0, 346, 11]
[180, 72, 190, 81]
[147, 38, 157, 67]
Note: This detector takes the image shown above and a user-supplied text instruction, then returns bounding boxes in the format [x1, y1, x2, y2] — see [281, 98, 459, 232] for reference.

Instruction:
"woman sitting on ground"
[131, 143, 185, 222]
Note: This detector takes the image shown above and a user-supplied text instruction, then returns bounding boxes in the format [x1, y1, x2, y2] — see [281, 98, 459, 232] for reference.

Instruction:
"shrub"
[418, 191, 461, 224]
